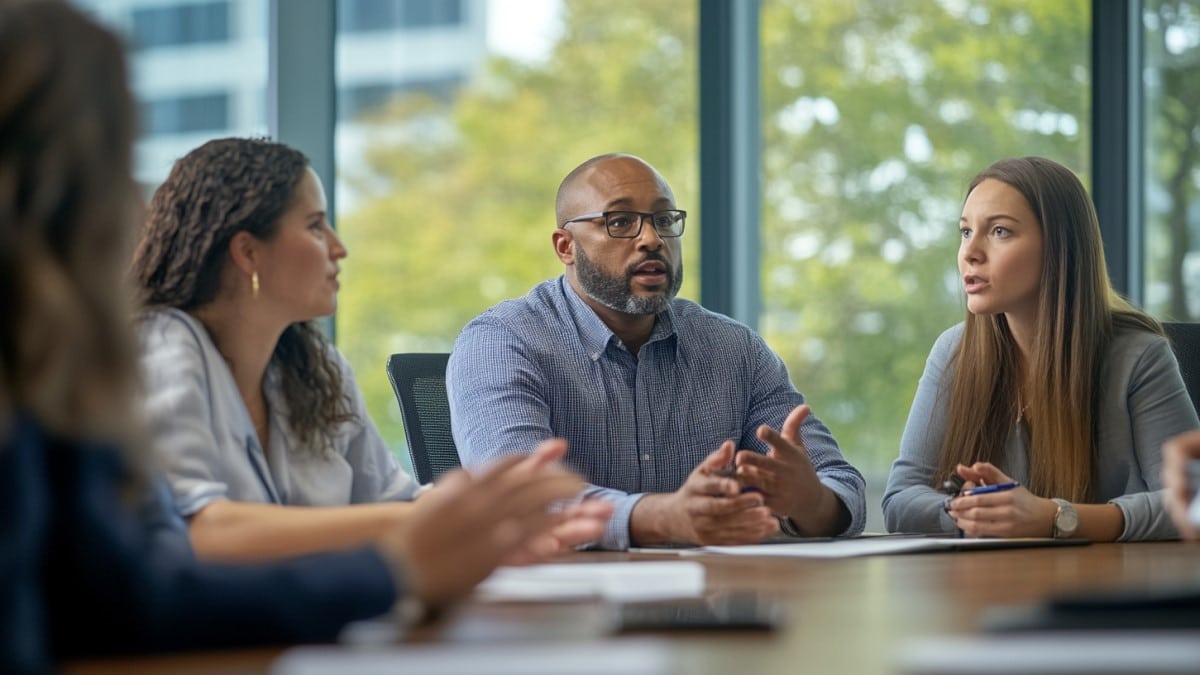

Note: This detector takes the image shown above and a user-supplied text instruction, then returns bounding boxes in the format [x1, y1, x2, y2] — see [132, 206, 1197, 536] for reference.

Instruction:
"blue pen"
[962, 481, 1020, 496]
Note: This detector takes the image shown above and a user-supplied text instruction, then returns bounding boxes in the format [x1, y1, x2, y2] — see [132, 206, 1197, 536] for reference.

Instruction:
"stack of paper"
[476, 561, 706, 602]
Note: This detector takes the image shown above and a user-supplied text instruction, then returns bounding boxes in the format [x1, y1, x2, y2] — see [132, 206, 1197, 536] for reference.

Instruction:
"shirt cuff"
[172, 483, 228, 518]
[370, 543, 439, 627]
[598, 492, 646, 551]
[1109, 490, 1175, 541]
[819, 477, 866, 537]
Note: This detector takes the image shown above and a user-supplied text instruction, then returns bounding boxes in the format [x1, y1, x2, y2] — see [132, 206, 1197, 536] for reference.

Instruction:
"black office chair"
[385, 352, 461, 484]
[1163, 322, 1200, 415]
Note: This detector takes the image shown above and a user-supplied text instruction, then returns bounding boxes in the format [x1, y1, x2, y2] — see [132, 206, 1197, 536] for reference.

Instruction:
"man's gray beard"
[575, 245, 682, 315]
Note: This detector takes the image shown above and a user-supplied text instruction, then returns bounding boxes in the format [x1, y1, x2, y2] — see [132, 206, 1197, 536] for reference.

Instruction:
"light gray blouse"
[883, 322, 1200, 541]
[139, 308, 420, 517]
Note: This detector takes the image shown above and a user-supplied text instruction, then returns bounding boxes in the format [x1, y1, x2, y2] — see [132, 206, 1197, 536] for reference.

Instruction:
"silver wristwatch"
[778, 516, 803, 537]
[1051, 498, 1079, 539]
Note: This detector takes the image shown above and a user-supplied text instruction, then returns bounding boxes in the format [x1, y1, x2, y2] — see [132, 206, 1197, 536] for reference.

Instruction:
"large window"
[82, 1, 1179, 526]
[759, 0, 1091, 478]
[1142, 0, 1200, 319]
[77, 0, 268, 185]
[140, 91, 230, 134]
[339, 0, 465, 32]
[132, 1, 230, 50]
[338, 76, 465, 120]
[334, 0, 699, 461]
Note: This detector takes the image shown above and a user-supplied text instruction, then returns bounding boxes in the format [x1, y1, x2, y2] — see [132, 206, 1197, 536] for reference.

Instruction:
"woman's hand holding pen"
[945, 462, 1057, 538]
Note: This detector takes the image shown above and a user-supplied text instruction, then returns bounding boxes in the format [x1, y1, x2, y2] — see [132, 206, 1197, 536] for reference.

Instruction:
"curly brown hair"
[0, 0, 141, 453]
[130, 138, 353, 455]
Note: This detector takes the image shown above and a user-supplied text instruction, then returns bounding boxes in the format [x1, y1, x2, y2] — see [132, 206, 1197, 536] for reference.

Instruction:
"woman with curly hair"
[131, 137, 610, 561]
[883, 156, 1198, 541]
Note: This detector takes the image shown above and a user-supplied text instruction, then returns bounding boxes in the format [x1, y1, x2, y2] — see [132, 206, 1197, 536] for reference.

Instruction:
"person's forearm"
[188, 500, 415, 562]
[629, 493, 683, 546]
[785, 485, 850, 537]
[1074, 503, 1124, 542]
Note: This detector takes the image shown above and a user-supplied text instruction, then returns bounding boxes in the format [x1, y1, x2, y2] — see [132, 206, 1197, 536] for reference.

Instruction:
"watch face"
[1055, 503, 1080, 536]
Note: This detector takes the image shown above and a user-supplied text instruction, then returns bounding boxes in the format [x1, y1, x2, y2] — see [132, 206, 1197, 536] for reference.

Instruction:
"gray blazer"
[139, 309, 420, 517]
[883, 322, 1199, 540]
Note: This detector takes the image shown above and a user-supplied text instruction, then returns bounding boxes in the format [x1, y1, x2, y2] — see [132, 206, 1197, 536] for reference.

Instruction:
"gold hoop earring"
[251, 271, 260, 299]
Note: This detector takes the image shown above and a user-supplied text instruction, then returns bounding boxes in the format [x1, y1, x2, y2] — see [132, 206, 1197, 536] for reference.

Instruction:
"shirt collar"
[556, 275, 678, 359]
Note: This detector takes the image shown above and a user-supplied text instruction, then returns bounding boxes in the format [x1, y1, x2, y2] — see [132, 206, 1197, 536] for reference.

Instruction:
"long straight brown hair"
[933, 157, 1159, 502]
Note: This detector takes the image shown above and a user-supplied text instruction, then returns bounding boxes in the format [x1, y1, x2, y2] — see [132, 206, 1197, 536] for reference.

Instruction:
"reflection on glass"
[334, 0, 698, 460]
[1143, 0, 1200, 320]
[760, 0, 1089, 475]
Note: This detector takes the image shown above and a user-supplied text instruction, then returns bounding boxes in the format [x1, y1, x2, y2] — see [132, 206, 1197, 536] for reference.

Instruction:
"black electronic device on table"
[616, 591, 785, 632]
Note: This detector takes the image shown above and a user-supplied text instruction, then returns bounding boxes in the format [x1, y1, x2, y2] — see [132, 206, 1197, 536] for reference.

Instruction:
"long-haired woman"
[883, 156, 1198, 541]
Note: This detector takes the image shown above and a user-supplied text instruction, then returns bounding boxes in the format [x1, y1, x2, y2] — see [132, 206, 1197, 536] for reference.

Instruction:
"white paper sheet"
[896, 632, 1200, 674]
[271, 640, 673, 675]
[698, 537, 1073, 559]
[475, 561, 705, 601]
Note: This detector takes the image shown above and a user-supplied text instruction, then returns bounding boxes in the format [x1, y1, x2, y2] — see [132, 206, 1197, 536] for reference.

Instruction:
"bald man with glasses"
[447, 153, 866, 550]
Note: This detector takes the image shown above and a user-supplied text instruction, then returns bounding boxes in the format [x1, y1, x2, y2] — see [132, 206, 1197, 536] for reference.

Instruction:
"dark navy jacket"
[1, 413, 397, 674]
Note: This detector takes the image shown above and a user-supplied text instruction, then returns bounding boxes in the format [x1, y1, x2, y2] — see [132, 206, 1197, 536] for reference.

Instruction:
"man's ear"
[552, 229, 575, 265]
[228, 231, 260, 276]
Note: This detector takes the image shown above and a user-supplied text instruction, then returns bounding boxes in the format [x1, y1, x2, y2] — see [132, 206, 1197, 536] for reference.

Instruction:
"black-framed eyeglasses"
[559, 209, 687, 239]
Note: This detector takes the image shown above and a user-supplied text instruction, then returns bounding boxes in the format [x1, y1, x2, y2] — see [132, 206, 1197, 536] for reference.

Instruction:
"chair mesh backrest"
[1163, 322, 1200, 416]
[385, 353, 461, 484]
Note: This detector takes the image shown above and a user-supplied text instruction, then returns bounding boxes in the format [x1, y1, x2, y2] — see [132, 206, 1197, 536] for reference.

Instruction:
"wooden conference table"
[66, 541, 1200, 675]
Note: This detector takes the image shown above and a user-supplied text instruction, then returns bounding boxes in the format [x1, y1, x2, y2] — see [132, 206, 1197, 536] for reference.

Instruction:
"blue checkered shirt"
[447, 277, 866, 549]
